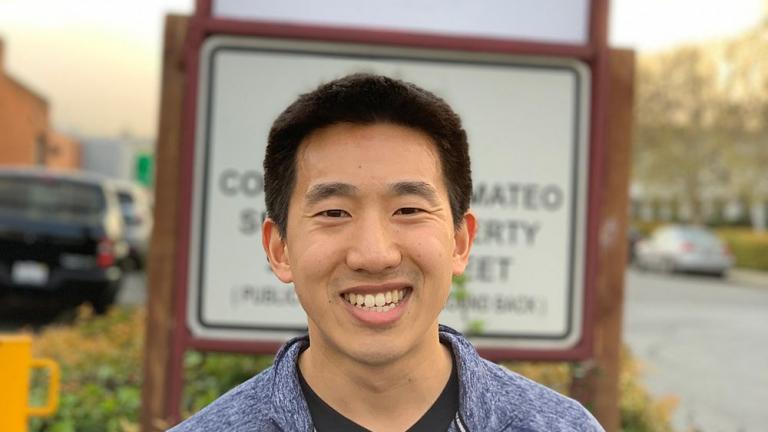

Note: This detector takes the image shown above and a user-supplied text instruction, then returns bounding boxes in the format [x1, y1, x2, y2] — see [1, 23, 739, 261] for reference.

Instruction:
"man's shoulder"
[168, 367, 277, 432]
[475, 358, 603, 431]
[440, 326, 603, 431]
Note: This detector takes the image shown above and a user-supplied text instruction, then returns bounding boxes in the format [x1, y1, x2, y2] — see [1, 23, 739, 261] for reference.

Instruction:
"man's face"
[263, 122, 474, 366]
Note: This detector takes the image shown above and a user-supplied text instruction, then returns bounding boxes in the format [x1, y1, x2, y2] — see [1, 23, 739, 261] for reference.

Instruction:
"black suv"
[0, 167, 128, 314]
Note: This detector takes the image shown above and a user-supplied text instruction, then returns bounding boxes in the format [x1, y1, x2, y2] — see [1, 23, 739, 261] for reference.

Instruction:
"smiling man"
[170, 74, 603, 432]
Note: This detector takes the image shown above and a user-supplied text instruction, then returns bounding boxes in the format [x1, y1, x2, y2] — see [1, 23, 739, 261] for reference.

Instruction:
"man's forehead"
[298, 122, 437, 154]
[291, 122, 448, 200]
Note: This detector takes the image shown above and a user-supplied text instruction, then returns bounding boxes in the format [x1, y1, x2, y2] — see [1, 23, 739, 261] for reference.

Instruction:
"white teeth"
[364, 294, 375, 308]
[343, 288, 409, 311]
[375, 293, 385, 307]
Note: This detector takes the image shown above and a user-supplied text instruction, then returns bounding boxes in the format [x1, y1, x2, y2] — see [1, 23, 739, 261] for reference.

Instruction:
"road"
[117, 271, 146, 306]
[624, 268, 768, 432]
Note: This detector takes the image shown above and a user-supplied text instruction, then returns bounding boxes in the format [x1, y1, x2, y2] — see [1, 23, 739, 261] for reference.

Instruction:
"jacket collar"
[266, 326, 515, 431]
[269, 335, 313, 431]
[438, 325, 518, 431]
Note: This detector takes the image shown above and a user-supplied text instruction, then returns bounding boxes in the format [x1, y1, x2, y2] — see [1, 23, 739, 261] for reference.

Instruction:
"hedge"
[715, 228, 768, 271]
[27, 306, 674, 431]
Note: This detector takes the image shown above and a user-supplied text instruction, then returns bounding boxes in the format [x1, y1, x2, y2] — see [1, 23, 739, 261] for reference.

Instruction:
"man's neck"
[298, 328, 454, 432]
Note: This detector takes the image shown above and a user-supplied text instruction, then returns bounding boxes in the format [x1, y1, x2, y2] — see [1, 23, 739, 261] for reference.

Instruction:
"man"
[171, 73, 603, 431]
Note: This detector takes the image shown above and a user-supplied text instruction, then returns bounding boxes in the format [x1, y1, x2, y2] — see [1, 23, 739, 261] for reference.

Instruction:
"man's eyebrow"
[304, 182, 359, 205]
[389, 181, 441, 206]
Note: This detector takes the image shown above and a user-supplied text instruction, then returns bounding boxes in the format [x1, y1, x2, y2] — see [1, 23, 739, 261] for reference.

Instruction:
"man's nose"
[345, 214, 401, 273]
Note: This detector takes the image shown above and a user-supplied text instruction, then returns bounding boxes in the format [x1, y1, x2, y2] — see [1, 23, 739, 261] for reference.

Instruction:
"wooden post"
[140, 14, 189, 432]
[570, 49, 635, 432]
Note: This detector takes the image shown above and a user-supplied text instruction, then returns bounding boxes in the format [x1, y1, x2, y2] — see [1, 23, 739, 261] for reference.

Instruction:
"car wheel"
[90, 281, 120, 315]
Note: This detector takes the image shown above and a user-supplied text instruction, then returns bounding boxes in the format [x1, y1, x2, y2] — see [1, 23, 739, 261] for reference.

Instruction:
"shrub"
[633, 221, 663, 237]
[182, 351, 273, 417]
[618, 347, 677, 432]
[29, 306, 144, 432]
[716, 228, 768, 271]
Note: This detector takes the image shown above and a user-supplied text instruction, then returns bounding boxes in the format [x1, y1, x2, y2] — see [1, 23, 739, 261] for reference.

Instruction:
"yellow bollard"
[0, 334, 60, 432]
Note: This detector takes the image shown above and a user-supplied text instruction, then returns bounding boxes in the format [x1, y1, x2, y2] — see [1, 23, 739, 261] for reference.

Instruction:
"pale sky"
[0, 0, 764, 139]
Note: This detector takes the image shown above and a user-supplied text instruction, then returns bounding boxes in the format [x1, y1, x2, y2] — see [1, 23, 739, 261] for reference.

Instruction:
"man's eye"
[394, 207, 424, 216]
[318, 209, 350, 218]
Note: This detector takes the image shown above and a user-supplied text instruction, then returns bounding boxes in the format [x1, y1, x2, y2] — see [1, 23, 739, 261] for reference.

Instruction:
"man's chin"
[347, 347, 408, 367]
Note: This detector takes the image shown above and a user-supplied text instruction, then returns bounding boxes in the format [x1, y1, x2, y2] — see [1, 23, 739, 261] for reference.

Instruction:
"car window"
[680, 228, 722, 247]
[118, 191, 135, 206]
[0, 176, 106, 222]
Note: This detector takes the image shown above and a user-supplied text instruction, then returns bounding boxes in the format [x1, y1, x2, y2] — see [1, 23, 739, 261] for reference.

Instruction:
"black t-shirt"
[297, 356, 459, 432]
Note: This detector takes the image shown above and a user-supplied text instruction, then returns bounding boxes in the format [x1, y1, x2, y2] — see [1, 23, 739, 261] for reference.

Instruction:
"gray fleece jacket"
[170, 325, 604, 431]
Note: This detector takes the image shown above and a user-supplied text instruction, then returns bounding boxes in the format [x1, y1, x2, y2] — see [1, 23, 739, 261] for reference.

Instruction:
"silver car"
[634, 225, 734, 277]
[114, 181, 153, 269]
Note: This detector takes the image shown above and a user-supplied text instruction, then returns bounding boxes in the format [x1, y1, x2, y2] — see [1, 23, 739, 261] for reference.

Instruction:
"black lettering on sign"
[540, 185, 564, 211]
[218, 169, 264, 197]
[464, 255, 513, 283]
[472, 182, 564, 211]
[230, 284, 299, 308]
[474, 219, 541, 246]
[444, 293, 491, 312]
[495, 294, 534, 314]
[219, 169, 239, 196]
[239, 209, 267, 235]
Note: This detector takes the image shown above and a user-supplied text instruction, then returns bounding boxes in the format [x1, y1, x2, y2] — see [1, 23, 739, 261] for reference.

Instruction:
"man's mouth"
[342, 288, 410, 313]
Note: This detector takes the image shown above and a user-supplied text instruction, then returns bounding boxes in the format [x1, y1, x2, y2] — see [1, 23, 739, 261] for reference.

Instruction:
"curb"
[728, 268, 768, 288]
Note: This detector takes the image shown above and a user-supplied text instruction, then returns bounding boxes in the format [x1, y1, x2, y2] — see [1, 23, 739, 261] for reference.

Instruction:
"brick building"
[0, 39, 80, 169]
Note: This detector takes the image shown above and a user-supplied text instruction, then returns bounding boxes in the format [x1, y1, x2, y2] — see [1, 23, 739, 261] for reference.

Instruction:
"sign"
[188, 36, 589, 350]
[135, 153, 154, 187]
[210, 0, 591, 46]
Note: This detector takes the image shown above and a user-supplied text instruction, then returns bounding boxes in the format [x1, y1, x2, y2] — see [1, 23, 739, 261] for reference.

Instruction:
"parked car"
[0, 167, 128, 314]
[634, 224, 733, 277]
[114, 181, 153, 269]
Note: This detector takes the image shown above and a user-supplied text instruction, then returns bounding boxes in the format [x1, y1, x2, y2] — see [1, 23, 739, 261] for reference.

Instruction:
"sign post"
[141, 1, 625, 429]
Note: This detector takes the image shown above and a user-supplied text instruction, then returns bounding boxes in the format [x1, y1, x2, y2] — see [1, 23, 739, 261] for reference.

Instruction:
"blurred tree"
[716, 24, 768, 218]
[634, 46, 725, 223]
[633, 21, 768, 228]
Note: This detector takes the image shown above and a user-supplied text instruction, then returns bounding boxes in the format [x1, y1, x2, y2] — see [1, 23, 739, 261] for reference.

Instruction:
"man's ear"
[452, 210, 477, 276]
[262, 217, 293, 283]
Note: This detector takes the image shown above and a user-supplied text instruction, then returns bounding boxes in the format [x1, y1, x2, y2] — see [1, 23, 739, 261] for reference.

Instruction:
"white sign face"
[211, 0, 591, 46]
[189, 36, 590, 350]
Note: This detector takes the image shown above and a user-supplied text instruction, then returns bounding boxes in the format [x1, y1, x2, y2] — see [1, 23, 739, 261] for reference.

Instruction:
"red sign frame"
[166, 0, 611, 420]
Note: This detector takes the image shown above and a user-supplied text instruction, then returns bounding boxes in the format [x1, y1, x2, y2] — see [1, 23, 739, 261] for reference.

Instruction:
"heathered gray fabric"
[169, 325, 604, 432]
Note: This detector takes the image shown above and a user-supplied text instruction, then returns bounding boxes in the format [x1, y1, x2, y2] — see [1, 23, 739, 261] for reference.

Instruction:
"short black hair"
[264, 73, 471, 237]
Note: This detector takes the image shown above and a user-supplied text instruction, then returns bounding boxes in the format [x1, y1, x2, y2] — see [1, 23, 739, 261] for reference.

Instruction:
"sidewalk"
[729, 268, 768, 288]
